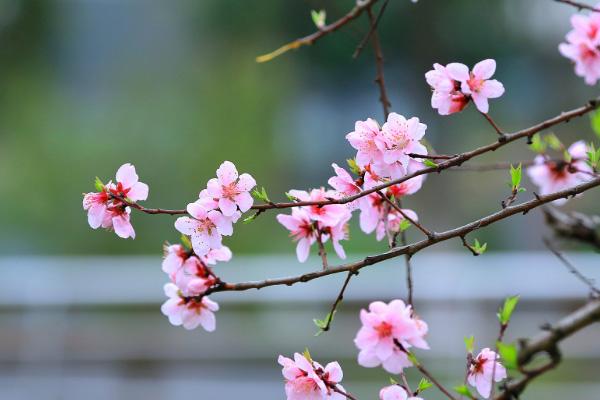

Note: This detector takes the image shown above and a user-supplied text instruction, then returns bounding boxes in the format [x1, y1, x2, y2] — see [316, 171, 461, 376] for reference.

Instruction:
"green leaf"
[509, 163, 522, 189]
[243, 214, 257, 224]
[310, 9, 326, 29]
[406, 351, 420, 367]
[544, 133, 563, 151]
[472, 239, 487, 255]
[251, 186, 270, 203]
[423, 159, 438, 168]
[417, 378, 433, 393]
[303, 348, 313, 363]
[498, 295, 520, 325]
[285, 192, 297, 201]
[454, 385, 474, 398]
[464, 335, 475, 353]
[590, 109, 600, 139]
[389, 377, 398, 385]
[497, 342, 518, 370]
[399, 219, 411, 232]
[586, 142, 599, 170]
[346, 158, 361, 175]
[529, 134, 546, 154]
[94, 177, 105, 192]
[180, 234, 192, 250]
[313, 311, 336, 336]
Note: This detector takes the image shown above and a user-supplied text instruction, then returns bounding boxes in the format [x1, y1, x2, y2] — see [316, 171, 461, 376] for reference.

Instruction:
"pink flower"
[278, 353, 346, 400]
[162, 244, 190, 279]
[277, 208, 317, 262]
[83, 163, 148, 238]
[172, 256, 216, 297]
[160, 283, 219, 331]
[358, 191, 419, 241]
[375, 209, 418, 242]
[328, 163, 362, 198]
[425, 60, 504, 114]
[379, 385, 423, 400]
[205, 161, 256, 216]
[346, 118, 385, 168]
[560, 10, 600, 85]
[174, 201, 234, 256]
[447, 60, 505, 113]
[527, 140, 592, 205]
[322, 212, 352, 259]
[288, 188, 350, 227]
[425, 63, 470, 115]
[354, 300, 429, 373]
[467, 348, 507, 398]
[377, 113, 428, 175]
[201, 246, 232, 265]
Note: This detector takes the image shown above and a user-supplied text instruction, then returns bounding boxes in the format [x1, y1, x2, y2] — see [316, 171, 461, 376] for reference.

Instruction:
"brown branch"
[407, 153, 457, 160]
[494, 299, 600, 399]
[204, 177, 600, 295]
[255, 0, 379, 63]
[352, 0, 390, 59]
[481, 112, 505, 138]
[555, 0, 600, 12]
[330, 384, 359, 400]
[122, 97, 600, 217]
[542, 237, 600, 295]
[543, 207, 600, 249]
[367, 5, 391, 119]
[320, 271, 356, 332]
[316, 232, 329, 269]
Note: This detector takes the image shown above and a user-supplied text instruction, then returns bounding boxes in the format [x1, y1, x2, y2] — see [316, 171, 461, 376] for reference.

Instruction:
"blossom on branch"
[426, 59, 504, 114]
[354, 300, 429, 373]
[83, 163, 148, 239]
[527, 140, 593, 205]
[278, 352, 346, 400]
[205, 161, 256, 216]
[467, 348, 507, 398]
[160, 283, 219, 331]
[379, 385, 423, 400]
[559, 7, 600, 85]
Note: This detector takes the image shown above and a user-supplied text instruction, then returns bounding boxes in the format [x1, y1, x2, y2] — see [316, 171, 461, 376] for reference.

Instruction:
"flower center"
[222, 182, 239, 199]
[375, 321, 393, 338]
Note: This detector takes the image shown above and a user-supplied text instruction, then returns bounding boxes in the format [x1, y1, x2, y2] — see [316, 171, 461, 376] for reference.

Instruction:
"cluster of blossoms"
[354, 300, 428, 373]
[278, 352, 346, 400]
[379, 385, 422, 400]
[425, 59, 504, 115]
[527, 140, 594, 206]
[559, 5, 600, 85]
[82, 163, 149, 239]
[278, 112, 427, 262]
[160, 161, 256, 332]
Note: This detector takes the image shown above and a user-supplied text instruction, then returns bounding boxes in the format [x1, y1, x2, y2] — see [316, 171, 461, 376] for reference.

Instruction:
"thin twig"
[316, 232, 329, 269]
[542, 237, 600, 295]
[543, 207, 600, 249]
[377, 191, 435, 239]
[481, 112, 505, 138]
[255, 0, 379, 63]
[367, 5, 391, 119]
[321, 271, 356, 332]
[352, 0, 390, 59]
[555, 0, 600, 12]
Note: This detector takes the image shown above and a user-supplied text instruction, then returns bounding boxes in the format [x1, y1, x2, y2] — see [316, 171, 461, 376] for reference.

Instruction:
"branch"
[494, 299, 600, 399]
[122, 97, 600, 217]
[321, 271, 356, 332]
[543, 207, 600, 249]
[255, 0, 379, 63]
[367, 5, 391, 119]
[204, 177, 600, 295]
[377, 191, 435, 239]
[542, 237, 600, 295]
[555, 0, 600, 12]
[353, 0, 390, 59]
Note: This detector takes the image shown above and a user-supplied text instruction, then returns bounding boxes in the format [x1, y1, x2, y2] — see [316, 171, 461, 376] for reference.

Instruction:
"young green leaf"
[509, 163, 522, 190]
[389, 377, 398, 385]
[529, 134, 546, 154]
[303, 348, 313, 363]
[423, 159, 438, 168]
[406, 351, 420, 366]
[346, 158, 361, 175]
[243, 214, 257, 224]
[313, 311, 335, 336]
[498, 295, 520, 325]
[94, 177, 105, 192]
[472, 239, 487, 255]
[180, 234, 192, 250]
[454, 385, 475, 398]
[464, 335, 475, 353]
[544, 133, 563, 151]
[252, 186, 270, 203]
[285, 192, 297, 201]
[399, 219, 411, 232]
[311, 9, 326, 29]
[497, 342, 518, 370]
[417, 378, 433, 393]
[590, 109, 600, 139]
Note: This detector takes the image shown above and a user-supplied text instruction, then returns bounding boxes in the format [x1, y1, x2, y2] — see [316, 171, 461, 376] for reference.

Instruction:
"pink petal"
[128, 182, 149, 202]
[218, 197, 237, 216]
[234, 191, 254, 212]
[480, 80, 505, 99]
[471, 93, 489, 113]
[473, 59, 496, 80]
[446, 62, 470, 82]
[113, 214, 135, 239]
[324, 361, 343, 383]
[174, 217, 197, 235]
[237, 173, 256, 191]
[216, 161, 238, 185]
[296, 238, 311, 262]
[115, 163, 139, 188]
[87, 203, 106, 229]
[198, 310, 216, 332]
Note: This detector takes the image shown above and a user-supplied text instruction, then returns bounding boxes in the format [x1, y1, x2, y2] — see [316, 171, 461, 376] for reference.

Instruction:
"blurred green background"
[0, 0, 598, 256]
